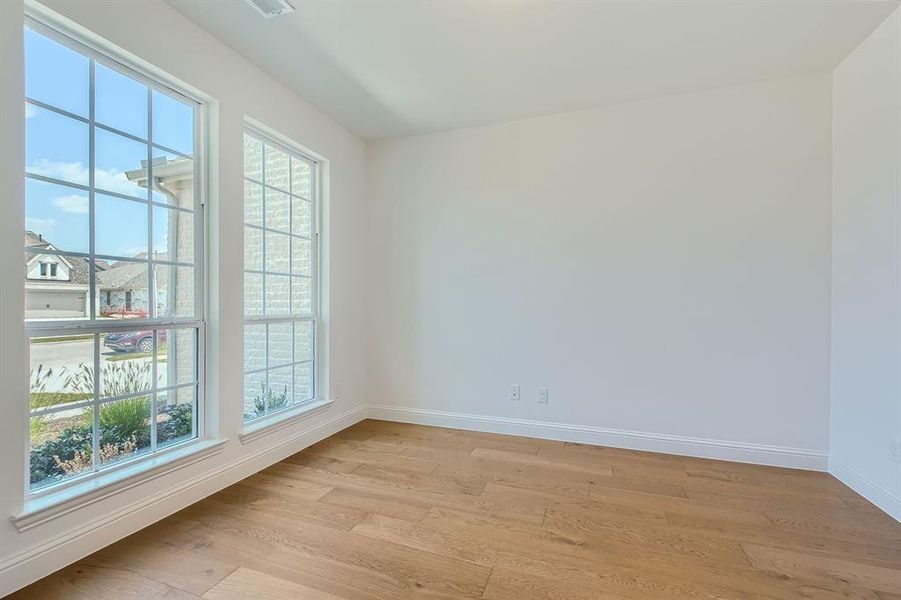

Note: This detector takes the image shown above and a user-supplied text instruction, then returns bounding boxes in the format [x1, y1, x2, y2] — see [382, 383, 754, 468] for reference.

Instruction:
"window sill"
[11, 438, 227, 532]
[240, 399, 333, 444]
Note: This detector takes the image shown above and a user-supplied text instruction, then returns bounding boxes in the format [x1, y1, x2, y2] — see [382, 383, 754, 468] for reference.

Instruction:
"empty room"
[1, 0, 901, 598]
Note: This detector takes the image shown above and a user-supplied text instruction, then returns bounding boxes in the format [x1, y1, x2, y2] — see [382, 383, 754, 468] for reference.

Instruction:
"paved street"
[30, 339, 95, 373]
[30, 339, 152, 392]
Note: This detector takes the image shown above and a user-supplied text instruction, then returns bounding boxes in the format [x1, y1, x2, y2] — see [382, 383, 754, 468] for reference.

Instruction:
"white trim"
[23, 282, 88, 292]
[0, 405, 367, 596]
[368, 405, 829, 471]
[26, 252, 73, 270]
[241, 124, 323, 420]
[22, 9, 210, 502]
[243, 116, 327, 164]
[24, 0, 214, 106]
[240, 399, 333, 444]
[829, 457, 901, 523]
[12, 438, 227, 532]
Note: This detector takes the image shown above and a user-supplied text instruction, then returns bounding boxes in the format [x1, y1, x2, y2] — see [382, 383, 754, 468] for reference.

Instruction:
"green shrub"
[158, 403, 193, 444]
[96, 396, 151, 448]
[250, 382, 289, 419]
[29, 424, 92, 487]
[66, 361, 151, 398]
[29, 360, 154, 487]
[28, 360, 201, 487]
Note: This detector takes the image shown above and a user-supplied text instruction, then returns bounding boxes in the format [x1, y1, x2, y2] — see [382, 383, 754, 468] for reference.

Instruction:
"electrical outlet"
[509, 384, 520, 401]
[890, 437, 901, 464]
[537, 387, 548, 404]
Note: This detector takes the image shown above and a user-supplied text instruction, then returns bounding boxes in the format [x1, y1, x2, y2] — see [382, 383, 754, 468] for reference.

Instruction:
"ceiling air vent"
[244, 0, 295, 19]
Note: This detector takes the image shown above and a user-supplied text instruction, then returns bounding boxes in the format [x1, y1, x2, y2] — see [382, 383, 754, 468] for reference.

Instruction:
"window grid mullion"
[87, 56, 100, 474]
[243, 131, 319, 421]
[288, 157, 294, 315]
[26, 319, 203, 338]
[311, 153, 318, 403]
[24, 19, 206, 495]
[242, 221, 312, 241]
[92, 334, 100, 473]
[261, 143, 269, 414]
[245, 356, 314, 376]
[147, 85, 159, 453]
[87, 57, 97, 326]
[30, 398, 95, 418]
[289, 157, 295, 404]
[29, 379, 198, 418]
[24, 246, 199, 267]
[25, 170, 197, 209]
[150, 339, 158, 453]
[24, 97, 89, 125]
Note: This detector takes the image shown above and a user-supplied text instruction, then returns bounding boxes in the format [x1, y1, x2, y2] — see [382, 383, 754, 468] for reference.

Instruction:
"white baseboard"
[829, 457, 901, 523]
[368, 405, 828, 471]
[0, 405, 367, 597]
[0, 402, 846, 597]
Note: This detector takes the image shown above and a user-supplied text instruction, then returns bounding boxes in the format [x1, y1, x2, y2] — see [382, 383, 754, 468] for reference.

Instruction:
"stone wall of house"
[240, 140, 318, 417]
[163, 175, 198, 405]
[100, 289, 150, 315]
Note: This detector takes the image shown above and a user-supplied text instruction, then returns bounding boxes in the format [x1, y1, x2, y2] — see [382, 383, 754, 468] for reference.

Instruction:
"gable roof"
[24, 231, 170, 291]
[25, 231, 91, 285]
[96, 261, 168, 292]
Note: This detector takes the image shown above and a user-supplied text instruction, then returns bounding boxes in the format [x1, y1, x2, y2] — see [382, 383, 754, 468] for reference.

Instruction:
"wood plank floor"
[8, 420, 901, 599]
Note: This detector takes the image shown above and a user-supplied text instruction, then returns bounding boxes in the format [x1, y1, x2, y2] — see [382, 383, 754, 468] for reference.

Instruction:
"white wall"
[0, 0, 369, 595]
[367, 75, 833, 467]
[830, 8, 901, 521]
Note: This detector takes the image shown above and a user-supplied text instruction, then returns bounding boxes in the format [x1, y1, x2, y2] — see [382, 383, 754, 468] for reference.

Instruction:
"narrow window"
[24, 20, 205, 492]
[242, 128, 319, 422]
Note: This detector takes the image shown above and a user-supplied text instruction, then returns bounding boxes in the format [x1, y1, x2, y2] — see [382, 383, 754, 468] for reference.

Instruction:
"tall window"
[243, 128, 318, 422]
[24, 21, 204, 492]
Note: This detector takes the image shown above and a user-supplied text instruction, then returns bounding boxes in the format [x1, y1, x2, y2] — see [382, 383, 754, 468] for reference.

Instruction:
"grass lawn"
[104, 347, 168, 362]
[32, 334, 93, 344]
[30, 392, 92, 410]
[30, 412, 86, 446]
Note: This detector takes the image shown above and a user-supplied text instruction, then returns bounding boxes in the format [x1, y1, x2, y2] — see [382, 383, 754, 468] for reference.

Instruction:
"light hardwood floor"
[9, 420, 901, 599]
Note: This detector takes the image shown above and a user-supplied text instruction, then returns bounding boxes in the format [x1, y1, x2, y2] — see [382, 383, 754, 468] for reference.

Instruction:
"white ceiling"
[168, 0, 898, 140]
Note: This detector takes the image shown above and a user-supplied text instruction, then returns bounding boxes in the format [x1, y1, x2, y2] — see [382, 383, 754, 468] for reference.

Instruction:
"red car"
[103, 330, 166, 353]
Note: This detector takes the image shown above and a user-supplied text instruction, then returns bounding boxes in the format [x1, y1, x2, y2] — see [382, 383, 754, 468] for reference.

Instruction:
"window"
[37, 260, 59, 278]
[243, 128, 318, 422]
[24, 21, 204, 493]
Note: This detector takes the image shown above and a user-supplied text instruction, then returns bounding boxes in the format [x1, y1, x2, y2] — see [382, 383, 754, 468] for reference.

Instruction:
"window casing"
[242, 128, 319, 422]
[23, 19, 205, 494]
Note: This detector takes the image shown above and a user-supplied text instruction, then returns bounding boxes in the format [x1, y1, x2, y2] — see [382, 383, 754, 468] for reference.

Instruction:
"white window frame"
[242, 124, 323, 429]
[22, 14, 209, 501]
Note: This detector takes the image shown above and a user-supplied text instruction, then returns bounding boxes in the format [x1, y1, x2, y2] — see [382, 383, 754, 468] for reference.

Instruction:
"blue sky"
[24, 27, 194, 262]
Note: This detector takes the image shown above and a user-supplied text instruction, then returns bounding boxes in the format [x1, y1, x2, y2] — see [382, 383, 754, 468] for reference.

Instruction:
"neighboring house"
[25, 233, 169, 319]
[25, 156, 193, 320]
[25, 231, 92, 319]
[96, 256, 168, 317]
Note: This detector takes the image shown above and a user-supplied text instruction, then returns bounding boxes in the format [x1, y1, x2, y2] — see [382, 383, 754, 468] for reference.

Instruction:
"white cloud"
[52, 194, 89, 214]
[28, 160, 89, 186]
[26, 217, 56, 235]
[25, 104, 39, 119]
[27, 160, 144, 197]
[95, 167, 143, 197]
